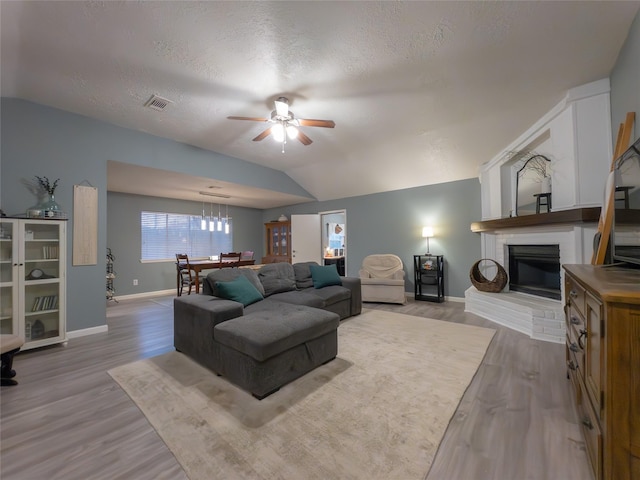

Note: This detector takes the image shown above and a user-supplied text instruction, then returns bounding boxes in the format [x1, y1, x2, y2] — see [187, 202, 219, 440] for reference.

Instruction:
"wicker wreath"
[469, 259, 508, 293]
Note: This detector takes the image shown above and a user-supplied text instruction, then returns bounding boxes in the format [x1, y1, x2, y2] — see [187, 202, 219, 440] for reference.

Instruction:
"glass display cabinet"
[0, 218, 67, 350]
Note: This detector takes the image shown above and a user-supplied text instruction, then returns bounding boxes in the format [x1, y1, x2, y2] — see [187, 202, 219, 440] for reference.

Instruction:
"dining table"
[179, 259, 257, 294]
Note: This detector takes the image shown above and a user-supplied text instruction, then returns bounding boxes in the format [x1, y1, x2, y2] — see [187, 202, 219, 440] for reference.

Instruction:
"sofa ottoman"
[212, 304, 340, 399]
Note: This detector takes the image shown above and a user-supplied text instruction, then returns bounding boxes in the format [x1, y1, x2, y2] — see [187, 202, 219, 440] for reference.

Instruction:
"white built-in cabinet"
[0, 218, 67, 350]
[479, 78, 613, 221]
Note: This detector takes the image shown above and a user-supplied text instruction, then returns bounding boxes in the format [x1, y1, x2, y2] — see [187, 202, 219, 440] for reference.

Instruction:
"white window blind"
[141, 211, 233, 261]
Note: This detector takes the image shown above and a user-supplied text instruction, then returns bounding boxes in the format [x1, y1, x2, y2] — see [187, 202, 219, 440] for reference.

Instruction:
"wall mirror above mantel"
[497, 129, 553, 218]
[514, 153, 552, 217]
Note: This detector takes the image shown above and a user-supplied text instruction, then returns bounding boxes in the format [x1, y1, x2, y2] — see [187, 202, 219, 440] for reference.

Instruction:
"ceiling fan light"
[274, 97, 289, 117]
[272, 123, 285, 142]
[286, 125, 298, 139]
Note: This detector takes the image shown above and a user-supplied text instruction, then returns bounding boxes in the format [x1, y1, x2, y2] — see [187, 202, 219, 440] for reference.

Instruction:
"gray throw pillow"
[205, 268, 265, 297]
[258, 263, 297, 297]
[293, 261, 319, 289]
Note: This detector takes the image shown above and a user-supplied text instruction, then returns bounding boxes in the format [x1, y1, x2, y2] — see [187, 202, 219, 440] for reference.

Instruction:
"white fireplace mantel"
[466, 79, 612, 343]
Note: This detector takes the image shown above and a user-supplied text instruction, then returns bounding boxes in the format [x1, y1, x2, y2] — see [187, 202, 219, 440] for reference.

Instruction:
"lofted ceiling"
[2, 1, 639, 208]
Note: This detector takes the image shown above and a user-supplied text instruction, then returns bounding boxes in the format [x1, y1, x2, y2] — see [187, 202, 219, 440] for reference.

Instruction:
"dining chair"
[219, 252, 242, 267]
[175, 253, 196, 296]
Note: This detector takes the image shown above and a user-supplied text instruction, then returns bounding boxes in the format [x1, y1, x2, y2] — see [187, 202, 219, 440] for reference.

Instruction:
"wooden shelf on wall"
[470, 207, 601, 233]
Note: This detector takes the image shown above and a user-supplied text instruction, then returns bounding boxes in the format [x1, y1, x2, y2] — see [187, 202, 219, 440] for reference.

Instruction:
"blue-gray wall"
[611, 9, 640, 141]
[104, 178, 482, 299]
[263, 179, 481, 299]
[0, 99, 312, 332]
[107, 192, 264, 296]
[109, 180, 482, 299]
[2, 8, 638, 332]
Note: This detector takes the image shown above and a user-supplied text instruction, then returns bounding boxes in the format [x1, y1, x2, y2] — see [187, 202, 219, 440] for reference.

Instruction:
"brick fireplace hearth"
[465, 218, 597, 343]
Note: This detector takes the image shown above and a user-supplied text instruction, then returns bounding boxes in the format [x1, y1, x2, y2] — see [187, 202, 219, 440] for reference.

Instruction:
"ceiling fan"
[228, 97, 335, 151]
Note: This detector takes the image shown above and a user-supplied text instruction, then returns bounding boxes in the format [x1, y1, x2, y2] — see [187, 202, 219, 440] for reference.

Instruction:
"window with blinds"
[141, 211, 233, 261]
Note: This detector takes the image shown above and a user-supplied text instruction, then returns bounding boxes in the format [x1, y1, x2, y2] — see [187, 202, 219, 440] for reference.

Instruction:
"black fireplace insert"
[508, 244, 561, 300]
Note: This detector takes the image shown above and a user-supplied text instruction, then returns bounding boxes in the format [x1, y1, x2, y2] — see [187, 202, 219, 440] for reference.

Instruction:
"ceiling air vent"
[144, 94, 173, 112]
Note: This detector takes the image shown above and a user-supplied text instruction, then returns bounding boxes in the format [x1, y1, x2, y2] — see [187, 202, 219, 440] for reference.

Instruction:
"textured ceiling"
[2, 1, 639, 208]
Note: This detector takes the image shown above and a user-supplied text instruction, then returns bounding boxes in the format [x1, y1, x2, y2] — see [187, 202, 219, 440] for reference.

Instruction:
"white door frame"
[319, 209, 347, 275]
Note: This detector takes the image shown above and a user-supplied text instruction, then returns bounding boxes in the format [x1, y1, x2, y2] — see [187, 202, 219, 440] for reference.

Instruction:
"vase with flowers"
[34, 176, 61, 218]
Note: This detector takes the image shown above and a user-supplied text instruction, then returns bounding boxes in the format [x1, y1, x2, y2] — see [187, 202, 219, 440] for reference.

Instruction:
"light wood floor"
[1, 295, 592, 480]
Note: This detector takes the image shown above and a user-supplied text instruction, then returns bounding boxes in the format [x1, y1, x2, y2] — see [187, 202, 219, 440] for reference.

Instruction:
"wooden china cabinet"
[262, 221, 291, 263]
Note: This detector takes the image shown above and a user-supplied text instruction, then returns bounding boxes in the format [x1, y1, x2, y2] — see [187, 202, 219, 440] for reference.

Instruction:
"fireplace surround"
[465, 222, 596, 343]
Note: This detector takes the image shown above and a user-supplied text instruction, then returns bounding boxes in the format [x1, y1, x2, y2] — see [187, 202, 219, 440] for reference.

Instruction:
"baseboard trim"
[113, 289, 175, 301]
[67, 325, 108, 339]
[445, 296, 465, 303]
[405, 292, 465, 303]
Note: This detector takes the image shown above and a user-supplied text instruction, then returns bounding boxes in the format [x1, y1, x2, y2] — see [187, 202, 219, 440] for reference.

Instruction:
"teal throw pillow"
[309, 264, 342, 289]
[215, 275, 264, 306]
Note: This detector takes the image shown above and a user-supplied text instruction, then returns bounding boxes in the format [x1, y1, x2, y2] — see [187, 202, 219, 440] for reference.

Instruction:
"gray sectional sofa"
[174, 261, 362, 399]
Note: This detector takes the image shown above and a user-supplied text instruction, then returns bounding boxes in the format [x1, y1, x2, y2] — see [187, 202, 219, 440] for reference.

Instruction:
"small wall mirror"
[515, 154, 552, 216]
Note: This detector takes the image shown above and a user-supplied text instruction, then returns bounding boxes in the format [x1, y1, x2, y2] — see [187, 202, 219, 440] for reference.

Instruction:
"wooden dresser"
[563, 264, 640, 480]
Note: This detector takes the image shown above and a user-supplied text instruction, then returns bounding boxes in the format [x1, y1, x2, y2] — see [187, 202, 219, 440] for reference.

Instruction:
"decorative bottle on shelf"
[29, 177, 63, 218]
[41, 194, 62, 218]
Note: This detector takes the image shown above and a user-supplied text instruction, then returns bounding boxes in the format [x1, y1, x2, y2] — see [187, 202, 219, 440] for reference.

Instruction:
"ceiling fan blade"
[252, 128, 272, 142]
[297, 119, 336, 128]
[227, 116, 269, 122]
[297, 131, 313, 146]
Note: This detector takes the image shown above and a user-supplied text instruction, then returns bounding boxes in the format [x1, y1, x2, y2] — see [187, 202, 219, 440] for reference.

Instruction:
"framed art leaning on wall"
[73, 184, 98, 265]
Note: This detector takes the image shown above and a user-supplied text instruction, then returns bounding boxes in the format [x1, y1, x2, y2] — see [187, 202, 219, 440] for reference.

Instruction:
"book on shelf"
[42, 245, 58, 260]
[31, 295, 58, 312]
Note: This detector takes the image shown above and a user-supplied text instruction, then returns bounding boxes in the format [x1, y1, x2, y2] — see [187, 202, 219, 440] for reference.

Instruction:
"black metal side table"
[323, 256, 345, 276]
[413, 254, 444, 302]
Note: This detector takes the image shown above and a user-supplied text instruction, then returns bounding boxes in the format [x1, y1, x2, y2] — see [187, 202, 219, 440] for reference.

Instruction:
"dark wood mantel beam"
[470, 207, 601, 233]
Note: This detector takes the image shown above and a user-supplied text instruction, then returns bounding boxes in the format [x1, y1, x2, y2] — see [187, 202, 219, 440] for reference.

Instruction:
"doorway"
[320, 210, 347, 275]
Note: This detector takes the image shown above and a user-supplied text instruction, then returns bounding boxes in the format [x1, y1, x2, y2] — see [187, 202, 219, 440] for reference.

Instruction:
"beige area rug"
[108, 309, 495, 480]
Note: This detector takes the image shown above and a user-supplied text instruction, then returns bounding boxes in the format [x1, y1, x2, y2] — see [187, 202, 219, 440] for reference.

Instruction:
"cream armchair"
[359, 254, 407, 304]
